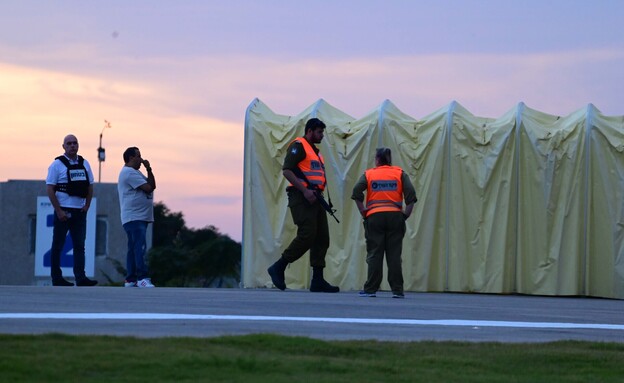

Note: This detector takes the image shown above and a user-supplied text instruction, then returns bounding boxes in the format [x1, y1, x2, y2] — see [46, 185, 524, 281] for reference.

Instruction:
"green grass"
[1, 334, 623, 382]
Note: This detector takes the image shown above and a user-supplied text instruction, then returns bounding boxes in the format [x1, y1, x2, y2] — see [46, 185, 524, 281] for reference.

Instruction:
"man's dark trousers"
[282, 190, 329, 268]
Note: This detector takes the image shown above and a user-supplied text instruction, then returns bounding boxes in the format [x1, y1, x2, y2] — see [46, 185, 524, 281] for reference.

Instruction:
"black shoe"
[310, 279, 340, 293]
[76, 277, 98, 287]
[52, 278, 74, 287]
[267, 263, 286, 290]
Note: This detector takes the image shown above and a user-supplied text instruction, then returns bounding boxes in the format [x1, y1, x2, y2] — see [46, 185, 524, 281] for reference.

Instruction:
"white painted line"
[1, 313, 624, 330]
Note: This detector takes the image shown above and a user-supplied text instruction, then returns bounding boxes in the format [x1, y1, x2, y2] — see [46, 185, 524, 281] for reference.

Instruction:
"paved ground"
[1, 286, 623, 342]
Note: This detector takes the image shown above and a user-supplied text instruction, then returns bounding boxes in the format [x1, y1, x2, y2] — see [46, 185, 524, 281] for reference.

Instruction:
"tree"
[148, 202, 241, 287]
[152, 202, 185, 247]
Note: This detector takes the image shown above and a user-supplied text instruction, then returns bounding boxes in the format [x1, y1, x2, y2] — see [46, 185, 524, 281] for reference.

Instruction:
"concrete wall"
[0, 180, 152, 285]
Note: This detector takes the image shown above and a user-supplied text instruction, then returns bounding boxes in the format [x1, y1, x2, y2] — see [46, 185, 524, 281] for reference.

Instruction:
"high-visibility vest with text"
[365, 165, 403, 217]
[290, 138, 326, 191]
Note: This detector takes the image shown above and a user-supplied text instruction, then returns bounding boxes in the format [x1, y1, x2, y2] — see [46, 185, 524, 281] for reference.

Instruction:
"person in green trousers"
[351, 147, 417, 298]
[267, 118, 340, 293]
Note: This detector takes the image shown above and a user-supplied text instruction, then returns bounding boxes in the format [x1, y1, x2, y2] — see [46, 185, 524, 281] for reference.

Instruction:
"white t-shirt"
[118, 166, 154, 225]
[46, 155, 95, 209]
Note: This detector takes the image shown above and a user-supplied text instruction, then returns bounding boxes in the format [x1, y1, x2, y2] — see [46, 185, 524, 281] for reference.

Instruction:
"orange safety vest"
[364, 165, 403, 217]
[289, 138, 326, 191]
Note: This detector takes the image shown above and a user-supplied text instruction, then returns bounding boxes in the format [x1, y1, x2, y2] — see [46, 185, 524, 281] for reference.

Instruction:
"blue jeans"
[51, 208, 87, 280]
[123, 220, 149, 281]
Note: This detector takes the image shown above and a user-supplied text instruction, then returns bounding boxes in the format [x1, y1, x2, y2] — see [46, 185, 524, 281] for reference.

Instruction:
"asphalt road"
[1, 286, 623, 342]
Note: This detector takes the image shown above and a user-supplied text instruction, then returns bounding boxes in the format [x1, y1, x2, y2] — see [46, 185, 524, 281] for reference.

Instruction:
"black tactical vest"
[54, 155, 90, 198]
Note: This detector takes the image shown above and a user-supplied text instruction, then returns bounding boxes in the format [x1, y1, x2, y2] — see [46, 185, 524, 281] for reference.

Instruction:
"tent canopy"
[243, 99, 624, 299]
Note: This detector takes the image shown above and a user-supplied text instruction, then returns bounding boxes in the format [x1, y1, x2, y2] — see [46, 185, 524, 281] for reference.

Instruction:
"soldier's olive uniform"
[282, 139, 329, 268]
[351, 170, 417, 295]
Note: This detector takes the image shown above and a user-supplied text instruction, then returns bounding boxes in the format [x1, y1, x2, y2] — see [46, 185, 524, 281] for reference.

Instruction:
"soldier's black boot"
[267, 257, 288, 290]
[310, 267, 339, 293]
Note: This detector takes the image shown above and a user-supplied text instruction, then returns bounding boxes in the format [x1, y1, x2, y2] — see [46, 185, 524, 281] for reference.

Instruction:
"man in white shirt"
[46, 134, 98, 286]
[118, 147, 156, 288]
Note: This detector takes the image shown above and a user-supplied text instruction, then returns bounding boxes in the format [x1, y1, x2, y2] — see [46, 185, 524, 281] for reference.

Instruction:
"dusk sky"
[1, 1, 623, 241]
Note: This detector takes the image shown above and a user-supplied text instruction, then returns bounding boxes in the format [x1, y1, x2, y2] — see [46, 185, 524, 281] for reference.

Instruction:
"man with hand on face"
[46, 134, 98, 286]
[118, 147, 156, 288]
[267, 118, 340, 293]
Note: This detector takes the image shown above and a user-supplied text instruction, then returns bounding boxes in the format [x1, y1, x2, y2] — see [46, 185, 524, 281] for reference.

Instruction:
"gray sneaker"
[137, 278, 155, 288]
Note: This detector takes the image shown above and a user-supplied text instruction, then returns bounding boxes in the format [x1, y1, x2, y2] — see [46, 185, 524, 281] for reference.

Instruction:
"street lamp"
[98, 120, 111, 183]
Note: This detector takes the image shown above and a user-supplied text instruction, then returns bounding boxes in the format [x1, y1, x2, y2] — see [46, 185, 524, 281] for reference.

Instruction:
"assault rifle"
[292, 168, 340, 223]
[310, 186, 340, 223]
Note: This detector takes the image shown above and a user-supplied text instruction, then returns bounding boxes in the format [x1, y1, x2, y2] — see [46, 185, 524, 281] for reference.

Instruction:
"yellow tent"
[243, 99, 624, 299]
